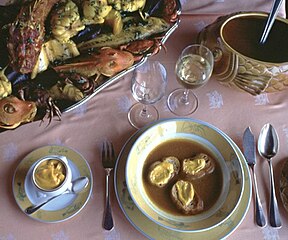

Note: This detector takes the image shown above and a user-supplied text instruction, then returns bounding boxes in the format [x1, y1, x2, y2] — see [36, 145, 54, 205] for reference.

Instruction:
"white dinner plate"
[125, 118, 244, 232]
[13, 145, 93, 223]
[114, 118, 252, 239]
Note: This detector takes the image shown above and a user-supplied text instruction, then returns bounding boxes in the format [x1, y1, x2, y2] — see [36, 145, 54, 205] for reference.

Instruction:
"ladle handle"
[260, 0, 284, 44]
[268, 160, 282, 228]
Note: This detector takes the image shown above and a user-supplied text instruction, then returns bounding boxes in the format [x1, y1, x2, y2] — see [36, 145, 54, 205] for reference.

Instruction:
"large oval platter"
[64, 20, 180, 113]
[0, 0, 181, 130]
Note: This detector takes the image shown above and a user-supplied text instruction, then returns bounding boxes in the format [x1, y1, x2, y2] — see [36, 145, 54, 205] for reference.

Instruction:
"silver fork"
[102, 141, 116, 231]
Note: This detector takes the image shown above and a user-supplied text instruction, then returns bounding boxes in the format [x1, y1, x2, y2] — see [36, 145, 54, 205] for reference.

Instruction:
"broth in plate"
[142, 138, 223, 216]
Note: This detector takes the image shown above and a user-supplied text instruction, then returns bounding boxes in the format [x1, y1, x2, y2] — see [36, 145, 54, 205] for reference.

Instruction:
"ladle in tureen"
[260, 0, 284, 44]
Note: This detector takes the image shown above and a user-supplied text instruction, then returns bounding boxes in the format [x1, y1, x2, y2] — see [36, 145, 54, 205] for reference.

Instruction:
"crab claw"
[41, 97, 61, 127]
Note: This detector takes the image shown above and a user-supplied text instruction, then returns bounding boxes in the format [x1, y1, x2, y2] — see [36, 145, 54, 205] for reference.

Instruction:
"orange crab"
[0, 96, 37, 129]
[53, 47, 135, 79]
[161, 0, 179, 23]
[120, 38, 167, 61]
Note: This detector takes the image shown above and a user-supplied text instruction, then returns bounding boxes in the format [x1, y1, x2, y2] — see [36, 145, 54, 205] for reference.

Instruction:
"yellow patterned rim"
[115, 118, 251, 239]
[126, 118, 244, 232]
[280, 159, 288, 213]
[13, 145, 93, 223]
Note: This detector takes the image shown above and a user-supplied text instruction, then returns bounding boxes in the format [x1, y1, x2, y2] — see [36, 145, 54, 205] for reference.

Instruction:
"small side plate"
[12, 145, 93, 223]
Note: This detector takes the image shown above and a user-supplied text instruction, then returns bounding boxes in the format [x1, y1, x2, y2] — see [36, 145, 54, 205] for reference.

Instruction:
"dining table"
[0, 0, 288, 239]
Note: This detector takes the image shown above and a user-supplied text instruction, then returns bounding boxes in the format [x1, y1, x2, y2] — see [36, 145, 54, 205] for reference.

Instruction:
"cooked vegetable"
[82, 0, 112, 25]
[50, 0, 85, 43]
[43, 39, 80, 62]
[77, 17, 170, 51]
[0, 66, 12, 100]
[31, 39, 80, 79]
[107, 0, 146, 12]
[49, 82, 84, 102]
[104, 9, 123, 35]
[30, 47, 49, 79]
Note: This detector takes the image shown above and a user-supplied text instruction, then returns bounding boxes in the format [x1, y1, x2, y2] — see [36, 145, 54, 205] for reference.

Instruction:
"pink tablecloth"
[181, 0, 286, 17]
[0, 13, 288, 240]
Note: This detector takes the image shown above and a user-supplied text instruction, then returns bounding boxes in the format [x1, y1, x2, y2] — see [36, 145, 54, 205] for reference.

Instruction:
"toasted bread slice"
[170, 180, 204, 214]
[148, 156, 180, 188]
[183, 153, 215, 179]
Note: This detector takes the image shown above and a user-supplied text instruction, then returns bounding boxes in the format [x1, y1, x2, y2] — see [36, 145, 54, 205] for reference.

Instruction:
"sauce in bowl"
[34, 159, 67, 190]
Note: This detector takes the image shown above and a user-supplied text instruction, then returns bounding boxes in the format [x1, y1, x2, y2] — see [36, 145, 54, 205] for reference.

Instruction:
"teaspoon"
[25, 176, 89, 215]
[258, 123, 282, 228]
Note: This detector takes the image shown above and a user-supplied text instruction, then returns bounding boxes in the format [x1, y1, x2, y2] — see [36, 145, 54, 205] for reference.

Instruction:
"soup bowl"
[125, 118, 244, 232]
[197, 12, 288, 95]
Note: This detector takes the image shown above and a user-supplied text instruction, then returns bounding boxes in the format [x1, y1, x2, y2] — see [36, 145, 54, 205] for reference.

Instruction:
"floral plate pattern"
[114, 118, 252, 239]
[280, 159, 288, 212]
[126, 118, 245, 232]
[13, 145, 93, 223]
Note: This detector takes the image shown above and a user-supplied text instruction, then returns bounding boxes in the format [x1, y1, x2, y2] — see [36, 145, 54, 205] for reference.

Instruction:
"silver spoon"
[25, 176, 89, 215]
[258, 123, 282, 228]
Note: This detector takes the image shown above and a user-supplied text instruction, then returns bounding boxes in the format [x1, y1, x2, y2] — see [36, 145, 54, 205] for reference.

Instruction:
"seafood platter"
[0, 0, 181, 130]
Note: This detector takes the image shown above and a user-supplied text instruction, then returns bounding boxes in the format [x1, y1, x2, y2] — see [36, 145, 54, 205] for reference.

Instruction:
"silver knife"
[243, 127, 267, 227]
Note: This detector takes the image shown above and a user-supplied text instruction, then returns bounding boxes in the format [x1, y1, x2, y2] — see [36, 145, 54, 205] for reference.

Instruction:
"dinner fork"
[102, 141, 116, 231]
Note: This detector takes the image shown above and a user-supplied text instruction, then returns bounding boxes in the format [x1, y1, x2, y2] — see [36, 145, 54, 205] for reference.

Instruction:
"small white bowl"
[31, 155, 72, 197]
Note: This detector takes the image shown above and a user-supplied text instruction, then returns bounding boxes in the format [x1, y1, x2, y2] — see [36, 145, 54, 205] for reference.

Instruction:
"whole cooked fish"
[7, 0, 60, 74]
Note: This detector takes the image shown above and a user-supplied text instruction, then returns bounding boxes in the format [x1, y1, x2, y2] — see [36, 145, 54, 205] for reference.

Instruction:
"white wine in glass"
[168, 44, 214, 115]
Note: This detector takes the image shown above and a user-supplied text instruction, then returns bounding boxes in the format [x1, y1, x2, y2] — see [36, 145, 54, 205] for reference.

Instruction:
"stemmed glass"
[128, 60, 167, 129]
[167, 44, 214, 116]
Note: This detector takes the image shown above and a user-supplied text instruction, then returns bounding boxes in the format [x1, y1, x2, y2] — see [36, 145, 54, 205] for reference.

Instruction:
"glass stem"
[140, 105, 149, 118]
[181, 89, 190, 104]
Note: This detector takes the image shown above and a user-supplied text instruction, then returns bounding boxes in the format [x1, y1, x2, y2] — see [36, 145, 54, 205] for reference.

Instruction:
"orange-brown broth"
[142, 138, 223, 216]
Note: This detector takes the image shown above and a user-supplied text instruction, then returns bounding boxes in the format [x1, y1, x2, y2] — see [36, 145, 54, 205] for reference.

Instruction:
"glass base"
[167, 88, 198, 116]
[128, 103, 159, 129]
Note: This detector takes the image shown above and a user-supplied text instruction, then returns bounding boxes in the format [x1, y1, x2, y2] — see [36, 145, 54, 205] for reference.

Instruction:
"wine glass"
[128, 60, 167, 129]
[167, 44, 214, 116]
